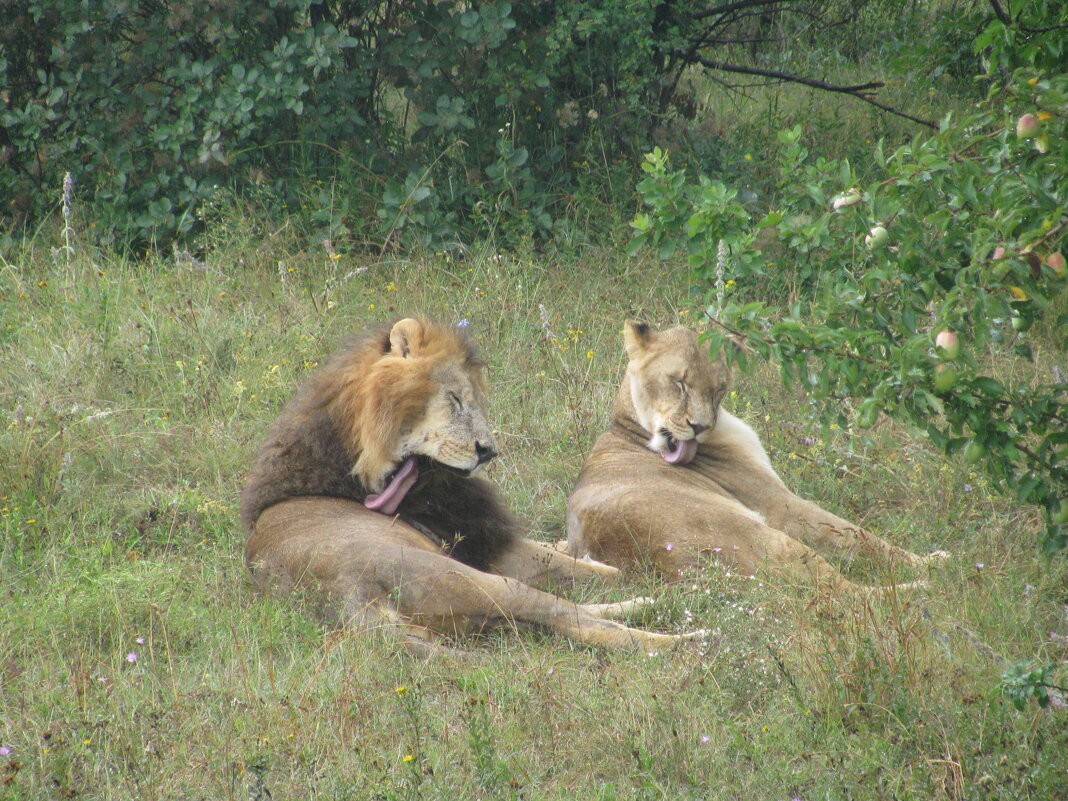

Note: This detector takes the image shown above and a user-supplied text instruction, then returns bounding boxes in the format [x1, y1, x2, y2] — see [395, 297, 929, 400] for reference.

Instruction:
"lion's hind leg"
[774, 495, 950, 570]
[749, 519, 930, 596]
[672, 504, 929, 598]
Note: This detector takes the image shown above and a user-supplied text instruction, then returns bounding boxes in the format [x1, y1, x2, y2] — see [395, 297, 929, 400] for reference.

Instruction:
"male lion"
[565, 322, 946, 594]
[241, 318, 689, 652]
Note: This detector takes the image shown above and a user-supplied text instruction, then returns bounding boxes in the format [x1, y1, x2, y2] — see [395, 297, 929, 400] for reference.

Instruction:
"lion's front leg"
[489, 537, 621, 589]
[386, 557, 692, 652]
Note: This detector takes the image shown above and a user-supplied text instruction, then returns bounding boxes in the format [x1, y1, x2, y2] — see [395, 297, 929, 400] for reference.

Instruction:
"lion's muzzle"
[475, 441, 497, 465]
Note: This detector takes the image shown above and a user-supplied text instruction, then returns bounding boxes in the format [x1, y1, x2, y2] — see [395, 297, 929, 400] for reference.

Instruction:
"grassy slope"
[1, 206, 1065, 801]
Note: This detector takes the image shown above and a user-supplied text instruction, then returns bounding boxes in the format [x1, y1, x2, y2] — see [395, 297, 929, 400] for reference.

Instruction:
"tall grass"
[1, 190, 1065, 800]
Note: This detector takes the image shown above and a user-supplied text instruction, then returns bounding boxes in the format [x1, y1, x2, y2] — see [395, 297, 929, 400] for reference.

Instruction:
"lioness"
[566, 322, 945, 593]
[241, 318, 689, 652]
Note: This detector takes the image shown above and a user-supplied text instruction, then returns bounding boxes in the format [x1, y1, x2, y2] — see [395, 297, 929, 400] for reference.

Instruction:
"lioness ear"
[623, 320, 655, 358]
[388, 318, 423, 358]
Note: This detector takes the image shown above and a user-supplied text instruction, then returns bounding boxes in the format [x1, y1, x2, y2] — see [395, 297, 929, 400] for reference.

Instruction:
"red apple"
[832, 189, 862, 211]
[1016, 113, 1040, 139]
[1046, 251, 1066, 278]
[935, 330, 960, 360]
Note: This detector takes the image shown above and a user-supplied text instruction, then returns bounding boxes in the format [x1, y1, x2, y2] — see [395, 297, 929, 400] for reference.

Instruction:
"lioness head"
[329, 318, 497, 512]
[623, 321, 729, 465]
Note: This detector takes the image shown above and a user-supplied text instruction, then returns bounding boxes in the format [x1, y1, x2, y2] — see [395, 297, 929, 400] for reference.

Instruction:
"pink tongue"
[661, 438, 699, 465]
[364, 456, 419, 515]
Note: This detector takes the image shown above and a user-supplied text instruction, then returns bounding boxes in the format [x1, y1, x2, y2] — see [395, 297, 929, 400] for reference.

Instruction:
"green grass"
[1, 203, 1066, 801]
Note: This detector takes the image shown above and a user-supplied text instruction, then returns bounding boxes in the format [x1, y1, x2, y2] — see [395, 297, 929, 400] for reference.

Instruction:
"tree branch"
[688, 56, 937, 129]
[694, 0, 795, 22]
[988, 0, 1068, 34]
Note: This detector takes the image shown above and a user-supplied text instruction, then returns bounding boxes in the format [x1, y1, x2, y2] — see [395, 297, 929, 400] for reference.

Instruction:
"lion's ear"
[388, 318, 423, 357]
[623, 320, 655, 357]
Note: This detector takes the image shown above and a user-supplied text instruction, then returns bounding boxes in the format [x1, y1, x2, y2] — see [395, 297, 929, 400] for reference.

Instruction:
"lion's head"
[622, 321, 729, 465]
[326, 318, 497, 512]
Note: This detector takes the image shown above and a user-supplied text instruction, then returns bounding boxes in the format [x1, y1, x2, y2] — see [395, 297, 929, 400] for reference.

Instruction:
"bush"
[2, 1, 912, 249]
[0, 0, 676, 246]
[0, 0, 369, 243]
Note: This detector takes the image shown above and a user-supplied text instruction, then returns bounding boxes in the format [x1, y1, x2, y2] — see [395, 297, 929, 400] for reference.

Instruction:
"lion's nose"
[475, 441, 497, 465]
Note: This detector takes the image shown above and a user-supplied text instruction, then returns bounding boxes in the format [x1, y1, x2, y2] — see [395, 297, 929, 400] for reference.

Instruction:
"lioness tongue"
[662, 437, 699, 465]
[364, 456, 419, 515]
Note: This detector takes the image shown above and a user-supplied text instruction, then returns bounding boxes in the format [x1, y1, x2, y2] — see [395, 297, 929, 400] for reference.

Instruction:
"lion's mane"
[239, 321, 519, 570]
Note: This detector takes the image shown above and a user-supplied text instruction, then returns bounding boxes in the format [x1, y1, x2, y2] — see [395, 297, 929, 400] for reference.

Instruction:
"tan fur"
[242, 318, 693, 652]
[566, 322, 948, 595]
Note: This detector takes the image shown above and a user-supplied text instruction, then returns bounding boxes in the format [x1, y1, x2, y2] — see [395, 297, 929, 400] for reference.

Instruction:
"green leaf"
[509, 148, 528, 168]
[973, 377, 1006, 396]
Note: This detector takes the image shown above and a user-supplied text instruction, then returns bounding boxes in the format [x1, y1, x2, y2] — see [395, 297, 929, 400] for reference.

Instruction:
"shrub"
[2, 1, 915, 248]
[0, 0, 368, 243]
[0, 0, 673, 246]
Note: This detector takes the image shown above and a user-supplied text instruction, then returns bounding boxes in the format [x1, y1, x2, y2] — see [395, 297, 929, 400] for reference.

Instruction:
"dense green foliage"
[0, 0, 677, 244]
[0, 0, 362, 239]
[2, 0, 935, 247]
[632, 1, 1068, 560]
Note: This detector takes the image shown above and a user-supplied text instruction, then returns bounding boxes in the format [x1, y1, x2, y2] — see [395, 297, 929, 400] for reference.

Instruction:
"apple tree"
[629, 2, 1068, 553]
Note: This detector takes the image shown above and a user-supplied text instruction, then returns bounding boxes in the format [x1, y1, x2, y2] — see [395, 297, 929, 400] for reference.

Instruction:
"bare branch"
[694, 0, 796, 22]
[988, 0, 1068, 34]
[688, 56, 938, 129]
[690, 56, 883, 94]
